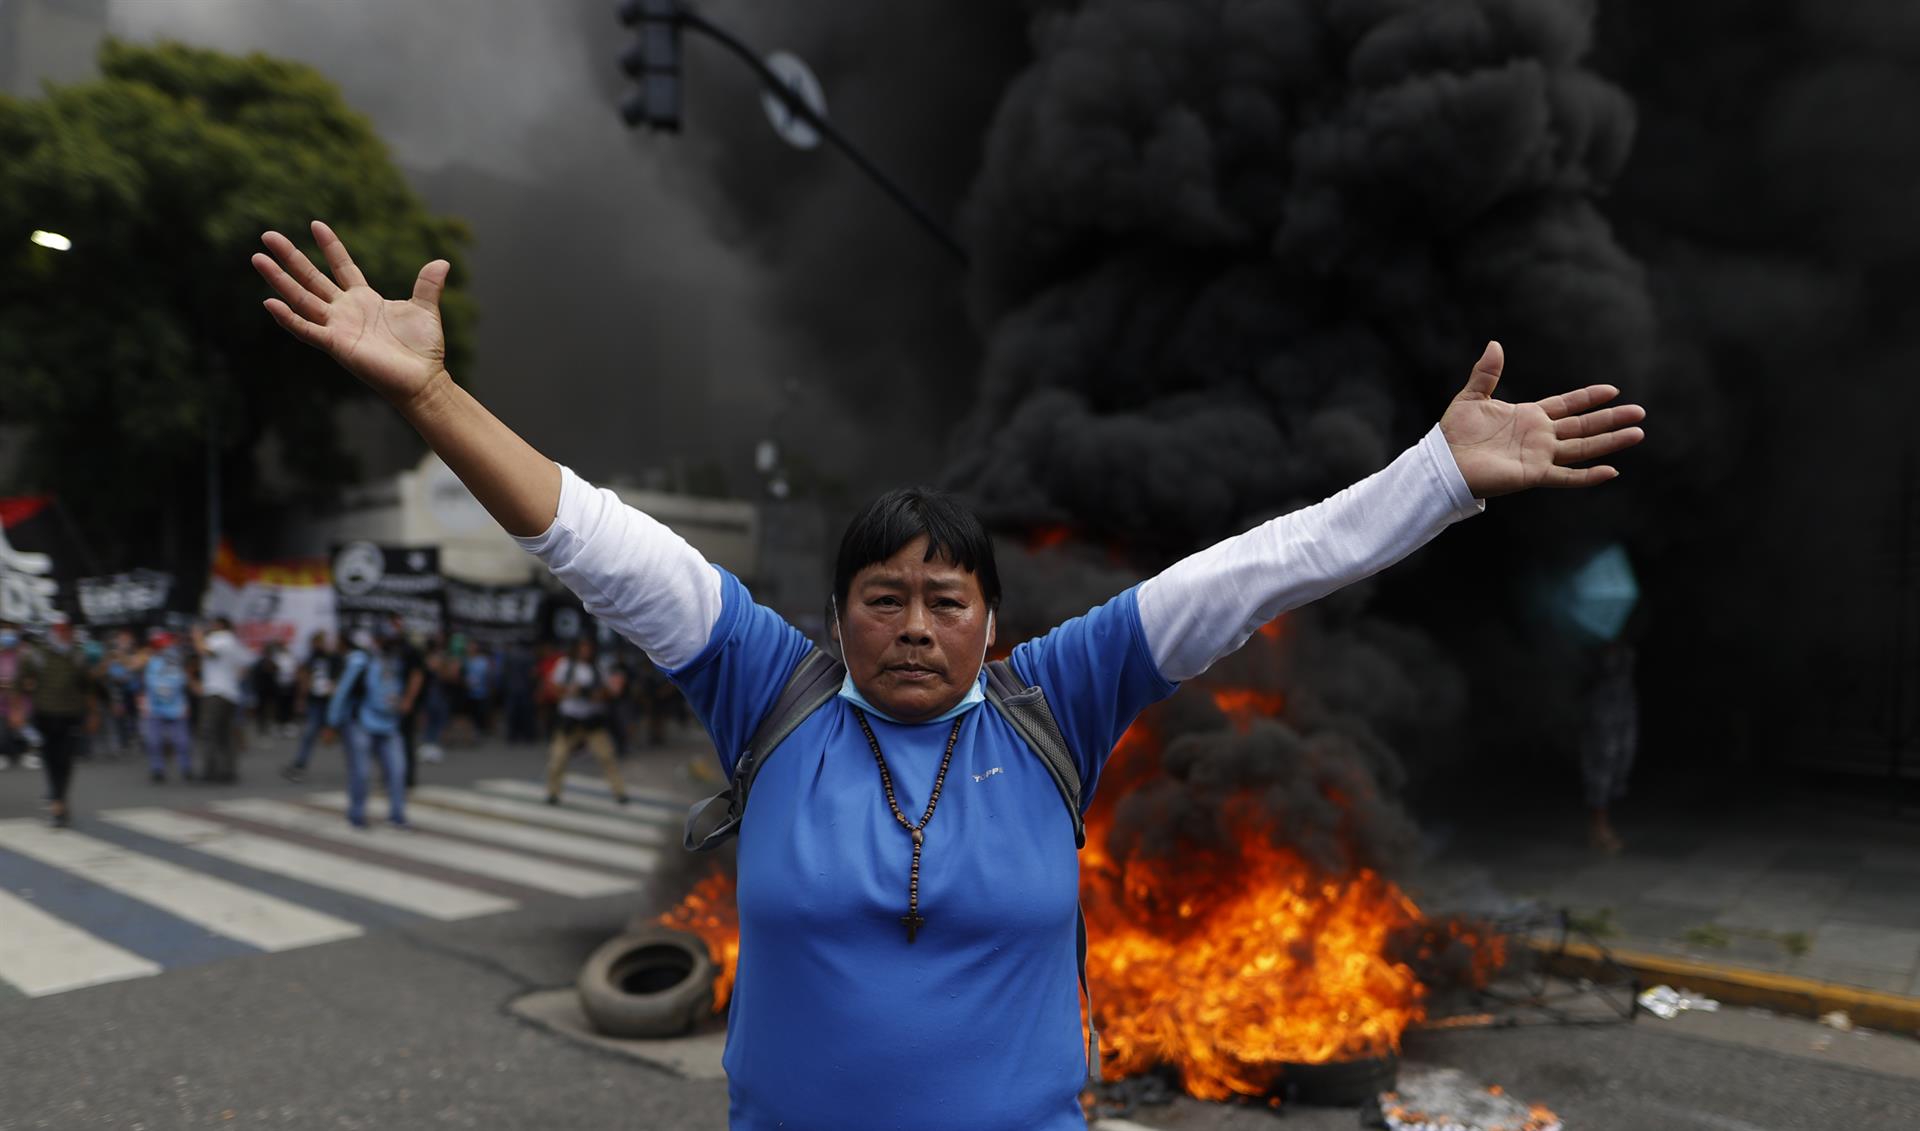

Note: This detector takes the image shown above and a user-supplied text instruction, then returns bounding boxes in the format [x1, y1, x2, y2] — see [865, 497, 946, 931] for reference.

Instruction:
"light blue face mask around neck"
[831, 597, 992, 725]
[837, 669, 985, 725]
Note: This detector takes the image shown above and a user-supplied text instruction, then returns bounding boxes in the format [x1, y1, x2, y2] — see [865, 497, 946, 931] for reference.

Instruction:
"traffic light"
[617, 0, 682, 131]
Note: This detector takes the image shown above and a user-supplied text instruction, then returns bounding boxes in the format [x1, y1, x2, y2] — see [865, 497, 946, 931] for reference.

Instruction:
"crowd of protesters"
[0, 613, 688, 829]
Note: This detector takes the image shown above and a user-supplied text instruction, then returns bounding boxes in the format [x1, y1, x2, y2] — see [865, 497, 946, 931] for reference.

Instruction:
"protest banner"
[444, 577, 544, 646]
[77, 570, 175, 627]
[331, 541, 444, 638]
[202, 542, 334, 657]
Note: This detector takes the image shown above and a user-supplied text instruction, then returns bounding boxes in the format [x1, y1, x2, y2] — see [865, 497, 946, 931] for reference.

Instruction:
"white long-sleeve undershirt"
[511, 468, 723, 672]
[513, 423, 1483, 681]
[1135, 423, 1484, 681]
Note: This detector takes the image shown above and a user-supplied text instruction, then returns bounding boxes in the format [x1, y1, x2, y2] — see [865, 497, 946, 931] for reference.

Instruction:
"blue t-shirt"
[143, 655, 189, 721]
[667, 569, 1176, 1131]
[463, 653, 492, 698]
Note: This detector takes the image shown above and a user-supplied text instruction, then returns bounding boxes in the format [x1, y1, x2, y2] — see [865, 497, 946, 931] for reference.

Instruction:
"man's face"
[835, 536, 995, 724]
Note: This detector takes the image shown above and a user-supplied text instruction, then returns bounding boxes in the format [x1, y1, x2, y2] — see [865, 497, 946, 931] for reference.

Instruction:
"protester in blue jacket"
[327, 625, 410, 829]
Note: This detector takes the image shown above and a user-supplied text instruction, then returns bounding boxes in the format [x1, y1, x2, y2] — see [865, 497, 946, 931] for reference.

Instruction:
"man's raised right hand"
[253, 221, 452, 409]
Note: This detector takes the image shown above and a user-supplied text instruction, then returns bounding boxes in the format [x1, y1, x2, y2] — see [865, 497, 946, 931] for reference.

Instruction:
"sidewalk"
[1406, 779, 1920, 1028]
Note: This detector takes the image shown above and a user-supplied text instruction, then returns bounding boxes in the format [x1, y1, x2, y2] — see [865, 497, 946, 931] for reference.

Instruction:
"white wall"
[285, 452, 758, 586]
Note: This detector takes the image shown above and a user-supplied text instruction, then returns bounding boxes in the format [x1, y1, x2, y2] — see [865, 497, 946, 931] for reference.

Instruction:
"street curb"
[1543, 940, 1920, 1036]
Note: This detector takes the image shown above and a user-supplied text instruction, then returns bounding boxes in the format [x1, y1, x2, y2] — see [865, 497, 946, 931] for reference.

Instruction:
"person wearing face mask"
[20, 614, 96, 828]
[254, 220, 1646, 1131]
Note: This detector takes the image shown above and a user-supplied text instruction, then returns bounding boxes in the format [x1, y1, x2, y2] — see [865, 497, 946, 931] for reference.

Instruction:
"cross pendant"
[901, 911, 926, 943]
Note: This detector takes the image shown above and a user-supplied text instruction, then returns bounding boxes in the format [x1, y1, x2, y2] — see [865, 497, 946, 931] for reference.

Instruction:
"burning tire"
[1278, 1054, 1399, 1107]
[576, 928, 715, 1039]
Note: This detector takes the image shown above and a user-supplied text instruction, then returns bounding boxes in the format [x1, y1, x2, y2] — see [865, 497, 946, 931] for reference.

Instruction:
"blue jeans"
[423, 683, 450, 745]
[345, 725, 407, 826]
[291, 698, 331, 769]
[143, 716, 193, 775]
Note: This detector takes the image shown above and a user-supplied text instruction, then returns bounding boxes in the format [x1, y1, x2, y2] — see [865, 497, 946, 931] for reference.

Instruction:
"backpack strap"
[682, 647, 843, 852]
[982, 658, 1100, 1085]
[982, 659, 1085, 848]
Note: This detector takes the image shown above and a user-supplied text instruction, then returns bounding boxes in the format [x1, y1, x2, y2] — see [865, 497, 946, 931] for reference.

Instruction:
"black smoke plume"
[942, 0, 1655, 878]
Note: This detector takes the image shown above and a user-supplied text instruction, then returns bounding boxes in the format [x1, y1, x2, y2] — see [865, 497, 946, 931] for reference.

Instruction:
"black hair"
[833, 488, 1001, 610]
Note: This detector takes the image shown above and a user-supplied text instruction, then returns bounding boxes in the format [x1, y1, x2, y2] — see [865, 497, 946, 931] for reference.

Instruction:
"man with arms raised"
[254, 222, 1644, 1131]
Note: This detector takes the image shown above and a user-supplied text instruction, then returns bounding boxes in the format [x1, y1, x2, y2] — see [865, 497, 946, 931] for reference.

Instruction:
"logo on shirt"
[972, 767, 1003, 783]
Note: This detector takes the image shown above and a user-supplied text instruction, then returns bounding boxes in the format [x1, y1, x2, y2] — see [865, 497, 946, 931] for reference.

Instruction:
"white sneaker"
[421, 743, 444, 764]
[19, 753, 42, 771]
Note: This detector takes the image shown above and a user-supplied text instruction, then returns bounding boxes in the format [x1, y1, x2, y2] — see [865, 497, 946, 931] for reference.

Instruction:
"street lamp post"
[614, 0, 968, 266]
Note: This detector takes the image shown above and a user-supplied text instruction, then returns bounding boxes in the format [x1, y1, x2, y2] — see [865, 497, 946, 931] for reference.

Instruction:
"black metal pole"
[677, 10, 968, 266]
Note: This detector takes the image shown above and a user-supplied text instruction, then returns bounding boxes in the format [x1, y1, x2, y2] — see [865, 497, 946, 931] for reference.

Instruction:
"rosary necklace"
[851, 706, 964, 944]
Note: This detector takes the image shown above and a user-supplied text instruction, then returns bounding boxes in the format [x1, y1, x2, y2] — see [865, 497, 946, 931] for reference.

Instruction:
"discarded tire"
[1277, 1054, 1399, 1107]
[576, 928, 715, 1039]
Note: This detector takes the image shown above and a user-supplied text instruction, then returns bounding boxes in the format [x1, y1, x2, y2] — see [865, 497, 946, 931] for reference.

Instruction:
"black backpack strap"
[983, 660, 1084, 847]
[982, 658, 1100, 1084]
[682, 647, 843, 852]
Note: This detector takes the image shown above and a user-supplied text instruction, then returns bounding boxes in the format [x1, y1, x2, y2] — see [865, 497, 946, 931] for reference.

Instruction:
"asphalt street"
[1, 734, 1915, 1130]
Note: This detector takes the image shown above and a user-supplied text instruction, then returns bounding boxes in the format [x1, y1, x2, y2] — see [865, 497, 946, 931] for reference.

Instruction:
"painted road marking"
[559, 774, 687, 812]
[99, 809, 514, 922]
[208, 799, 638, 899]
[0, 887, 161, 997]
[0, 820, 362, 952]
[305, 793, 661, 873]
[410, 785, 668, 845]
[475, 778, 684, 825]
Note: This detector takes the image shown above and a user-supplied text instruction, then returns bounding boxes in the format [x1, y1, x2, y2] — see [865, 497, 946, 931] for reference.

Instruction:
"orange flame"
[656, 870, 740, 1013]
[1027, 525, 1075, 552]
[1079, 774, 1431, 1099]
[1211, 688, 1287, 730]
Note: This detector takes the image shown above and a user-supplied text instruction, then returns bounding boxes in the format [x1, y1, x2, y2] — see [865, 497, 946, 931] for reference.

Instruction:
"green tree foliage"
[0, 39, 473, 571]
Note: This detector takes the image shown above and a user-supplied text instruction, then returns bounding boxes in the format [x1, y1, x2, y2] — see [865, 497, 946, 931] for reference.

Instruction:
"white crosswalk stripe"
[474, 775, 691, 821]
[410, 785, 669, 845]
[0, 887, 162, 998]
[100, 808, 516, 921]
[305, 792, 661, 873]
[0, 778, 669, 1000]
[476, 778, 685, 823]
[561, 774, 690, 808]
[208, 799, 638, 898]
[0, 819, 363, 951]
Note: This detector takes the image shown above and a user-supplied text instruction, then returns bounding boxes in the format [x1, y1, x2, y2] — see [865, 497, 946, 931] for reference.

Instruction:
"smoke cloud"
[951, 0, 1653, 555]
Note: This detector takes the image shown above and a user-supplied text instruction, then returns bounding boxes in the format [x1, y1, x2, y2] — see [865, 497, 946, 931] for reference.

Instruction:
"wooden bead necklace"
[851, 706, 964, 944]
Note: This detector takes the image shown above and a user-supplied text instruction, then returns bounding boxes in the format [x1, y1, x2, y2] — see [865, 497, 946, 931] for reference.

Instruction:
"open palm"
[252, 221, 452, 407]
[1440, 342, 1646, 498]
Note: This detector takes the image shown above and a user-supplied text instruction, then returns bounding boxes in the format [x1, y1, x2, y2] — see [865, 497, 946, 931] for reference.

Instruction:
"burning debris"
[1079, 677, 1507, 1100]
[1371, 1065, 1562, 1131]
[656, 868, 740, 1014]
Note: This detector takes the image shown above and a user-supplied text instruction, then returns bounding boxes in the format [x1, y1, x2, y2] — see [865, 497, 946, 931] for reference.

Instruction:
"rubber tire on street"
[576, 928, 715, 1039]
